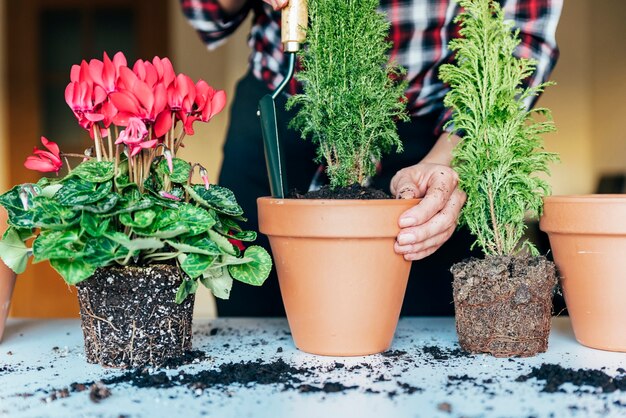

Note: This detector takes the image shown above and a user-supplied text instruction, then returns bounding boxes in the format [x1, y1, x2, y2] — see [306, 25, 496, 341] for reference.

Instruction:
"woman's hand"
[264, 0, 289, 10]
[390, 133, 466, 261]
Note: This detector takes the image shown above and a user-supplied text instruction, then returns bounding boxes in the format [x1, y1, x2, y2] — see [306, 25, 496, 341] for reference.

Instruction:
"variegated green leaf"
[70, 160, 115, 183]
[208, 229, 237, 255]
[106, 232, 164, 252]
[55, 178, 111, 206]
[119, 209, 157, 229]
[175, 278, 199, 304]
[158, 158, 191, 184]
[81, 211, 110, 237]
[166, 238, 222, 256]
[50, 258, 96, 285]
[179, 253, 216, 279]
[83, 236, 128, 266]
[184, 185, 243, 216]
[0, 227, 30, 274]
[32, 230, 80, 263]
[200, 266, 233, 300]
[228, 246, 272, 286]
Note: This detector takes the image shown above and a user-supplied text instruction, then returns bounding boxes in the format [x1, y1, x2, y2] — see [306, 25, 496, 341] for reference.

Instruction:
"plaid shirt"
[180, 0, 561, 134]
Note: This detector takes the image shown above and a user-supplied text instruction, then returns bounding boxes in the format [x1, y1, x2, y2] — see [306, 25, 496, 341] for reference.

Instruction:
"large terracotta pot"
[257, 197, 417, 356]
[540, 195, 626, 352]
[0, 208, 17, 343]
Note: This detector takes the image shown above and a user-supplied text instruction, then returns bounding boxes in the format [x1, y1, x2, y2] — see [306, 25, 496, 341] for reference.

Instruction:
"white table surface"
[0, 317, 624, 418]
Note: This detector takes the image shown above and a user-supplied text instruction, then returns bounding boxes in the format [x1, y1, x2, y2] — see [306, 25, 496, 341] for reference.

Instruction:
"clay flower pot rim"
[258, 196, 420, 206]
[257, 197, 420, 238]
[541, 194, 626, 235]
[544, 194, 626, 203]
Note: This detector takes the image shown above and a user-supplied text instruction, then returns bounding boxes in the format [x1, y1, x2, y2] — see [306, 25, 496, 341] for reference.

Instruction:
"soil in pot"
[451, 255, 556, 357]
[76, 264, 194, 368]
[291, 184, 390, 200]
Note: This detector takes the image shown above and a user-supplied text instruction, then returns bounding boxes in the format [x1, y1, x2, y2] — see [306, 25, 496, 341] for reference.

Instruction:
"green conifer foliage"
[439, 0, 558, 256]
[288, 0, 408, 188]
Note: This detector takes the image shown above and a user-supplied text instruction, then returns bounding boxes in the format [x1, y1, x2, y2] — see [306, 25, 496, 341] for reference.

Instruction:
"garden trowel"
[258, 0, 308, 198]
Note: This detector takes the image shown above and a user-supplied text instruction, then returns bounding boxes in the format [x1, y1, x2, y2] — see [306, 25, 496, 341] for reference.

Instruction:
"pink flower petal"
[110, 91, 141, 116]
[153, 110, 172, 138]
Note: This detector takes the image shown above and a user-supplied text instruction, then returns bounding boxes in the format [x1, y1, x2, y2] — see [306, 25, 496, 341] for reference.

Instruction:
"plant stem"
[64, 156, 72, 173]
[113, 145, 120, 191]
[174, 130, 186, 153]
[61, 153, 92, 159]
[487, 186, 503, 255]
[107, 128, 113, 162]
[93, 126, 103, 162]
[170, 113, 176, 155]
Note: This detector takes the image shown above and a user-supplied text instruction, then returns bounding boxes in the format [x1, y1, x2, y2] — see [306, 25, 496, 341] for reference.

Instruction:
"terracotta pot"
[76, 264, 195, 368]
[0, 208, 17, 343]
[540, 195, 626, 352]
[257, 197, 418, 356]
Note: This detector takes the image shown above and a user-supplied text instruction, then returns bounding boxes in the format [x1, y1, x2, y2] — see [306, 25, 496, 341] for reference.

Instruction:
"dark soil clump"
[297, 382, 358, 393]
[421, 345, 472, 361]
[76, 265, 195, 368]
[292, 184, 390, 200]
[516, 364, 626, 393]
[89, 382, 111, 403]
[451, 255, 557, 357]
[381, 350, 407, 358]
[160, 350, 207, 369]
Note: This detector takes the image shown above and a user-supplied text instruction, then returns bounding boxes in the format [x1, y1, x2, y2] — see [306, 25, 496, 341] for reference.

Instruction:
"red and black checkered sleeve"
[179, 0, 252, 49]
[507, 0, 562, 107]
[437, 0, 562, 135]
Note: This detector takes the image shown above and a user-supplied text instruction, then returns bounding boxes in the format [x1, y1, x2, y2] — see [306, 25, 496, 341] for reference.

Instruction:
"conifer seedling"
[439, 0, 558, 256]
[288, 0, 408, 189]
[442, 0, 559, 358]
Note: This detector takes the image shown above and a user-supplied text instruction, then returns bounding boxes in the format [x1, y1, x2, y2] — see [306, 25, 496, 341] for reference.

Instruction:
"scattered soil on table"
[89, 382, 112, 403]
[381, 349, 407, 358]
[291, 184, 390, 200]
[438, 402, 453, 413]
[451, 255, 557, 357]
[159, 350, 207, 369]
[76, 265, 195, 369]
[421, 345, 472, 361]
[0, 365, 15, 375]
[296, 382, 358, 393]
[516, 364, 626, 394]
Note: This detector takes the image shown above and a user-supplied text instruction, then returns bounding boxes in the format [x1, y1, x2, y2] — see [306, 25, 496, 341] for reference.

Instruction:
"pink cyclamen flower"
[24, 137, 63, 173]
[114, 117, 156, 157]
[195, 81, 226, 123]
[110, 66, 171, 137]
[159, 191, 181, 201]
[177, 80, 225, 135]
[199, 167, 210, 190]
[163, 148, 173, 173]
[87, 52, 127, 94]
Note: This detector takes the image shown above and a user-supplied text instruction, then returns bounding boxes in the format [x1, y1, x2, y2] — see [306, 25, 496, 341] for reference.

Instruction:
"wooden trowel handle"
[281, 0, 307, 52]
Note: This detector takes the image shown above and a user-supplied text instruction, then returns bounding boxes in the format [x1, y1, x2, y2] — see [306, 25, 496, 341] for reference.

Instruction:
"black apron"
[217, 71, 480, 317]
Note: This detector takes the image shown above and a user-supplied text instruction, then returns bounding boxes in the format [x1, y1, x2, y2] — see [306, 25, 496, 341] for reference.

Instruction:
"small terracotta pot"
[541, 195, 626, 352]
[257, 197, 418, 356]
[0, 208, 17, 343]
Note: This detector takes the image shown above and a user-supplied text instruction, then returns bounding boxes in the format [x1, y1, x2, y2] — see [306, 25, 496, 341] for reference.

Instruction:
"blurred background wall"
[0, 0, 624, 317]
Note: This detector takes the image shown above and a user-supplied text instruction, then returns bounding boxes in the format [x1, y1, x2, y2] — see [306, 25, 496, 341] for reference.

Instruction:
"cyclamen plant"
[0, 52, 271, 303]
